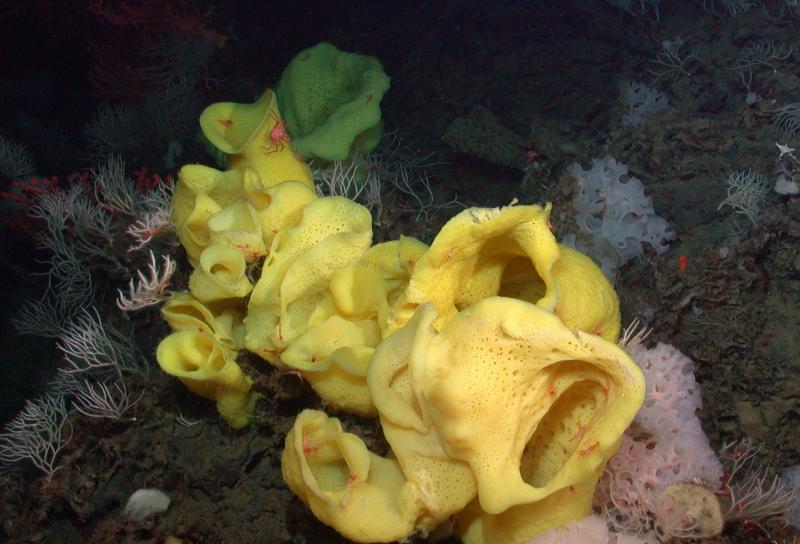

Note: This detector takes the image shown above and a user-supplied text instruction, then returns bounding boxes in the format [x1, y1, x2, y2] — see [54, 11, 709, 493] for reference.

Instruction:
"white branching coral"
[57, 309, 142, 378]
[30, 183, 121, 305]
[315, 159, 369, 200]
[720, 440, 800, 523]
[32, 184, 114, 257]
[19, 153, 176, 319]
[126, 208, 173, 251]
[774, 102, 800, 136]
[0, 394, 72, 479]
[730, 40, 793, 73]
[54, 373, 141, 421]
[701, 0, 759, 16]
[92, 153, 139, 215]
[142, 34, 216, 89]
[0, 135, 36, 181]
[12, 297, 74, 338]
[142, 78, 204, 150]
[313, 158, 376, 222]
[138, 173, 174, 212]
[314, 130, 458, 229]
[718, 169, 770, 226]
[84, 103, 143, 159]
[314, 157, 386, 221]
[116, 251, 176, 311]
[389, 166, 462, 224]
[126, 169, 175, 250]
[647, 37, 701, 83]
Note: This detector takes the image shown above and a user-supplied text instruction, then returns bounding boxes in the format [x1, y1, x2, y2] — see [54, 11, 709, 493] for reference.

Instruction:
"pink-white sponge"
[595, 342, 723, 534]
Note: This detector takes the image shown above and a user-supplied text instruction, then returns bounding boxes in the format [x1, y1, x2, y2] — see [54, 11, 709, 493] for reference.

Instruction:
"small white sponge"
[124, 488, 171, 522]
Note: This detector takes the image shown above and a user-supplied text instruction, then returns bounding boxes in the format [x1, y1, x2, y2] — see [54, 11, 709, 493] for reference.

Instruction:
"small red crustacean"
[263, 111, 291, 154]
[677, 255, 688, 276]
[578, 441, 600, 458]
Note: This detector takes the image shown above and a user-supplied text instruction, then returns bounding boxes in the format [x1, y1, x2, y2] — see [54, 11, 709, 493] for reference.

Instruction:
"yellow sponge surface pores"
[245, 196, 372, 362]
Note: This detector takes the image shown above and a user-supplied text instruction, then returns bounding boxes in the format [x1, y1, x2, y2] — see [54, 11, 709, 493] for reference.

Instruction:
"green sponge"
[275, 42, 391, 162]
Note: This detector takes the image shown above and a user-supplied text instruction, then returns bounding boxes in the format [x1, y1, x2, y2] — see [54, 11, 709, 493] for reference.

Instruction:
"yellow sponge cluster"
[276, 202, 643, 543]
[157, 91, 645, 541]
[157, 90, 317, 427]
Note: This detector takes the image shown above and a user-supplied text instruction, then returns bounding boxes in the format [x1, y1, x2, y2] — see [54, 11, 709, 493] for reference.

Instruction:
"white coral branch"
[92, 154, 138, 215]
[720, 440, 800, 523]
[0, 394, 72, 479]
[117, 251, 176, 311]
[57, 309, 140, 377]
[718, 169, 770, 226]
[126, 208, 172, 251]
[65, 376, 142, 421]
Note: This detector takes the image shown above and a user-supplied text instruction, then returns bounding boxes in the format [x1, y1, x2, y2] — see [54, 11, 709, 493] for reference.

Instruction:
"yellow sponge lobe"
[189, 244, 254, 302]
[156, 330, 259, 428]
[499, 244, 621, 342]
[199, 90, 315, 191]
[160, 292, 246, 350]
[281, 410, 418, 543]
[389, 203, 559, 333]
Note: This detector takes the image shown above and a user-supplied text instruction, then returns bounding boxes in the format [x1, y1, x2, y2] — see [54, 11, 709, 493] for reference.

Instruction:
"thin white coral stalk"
[117, 251, 176, 311]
